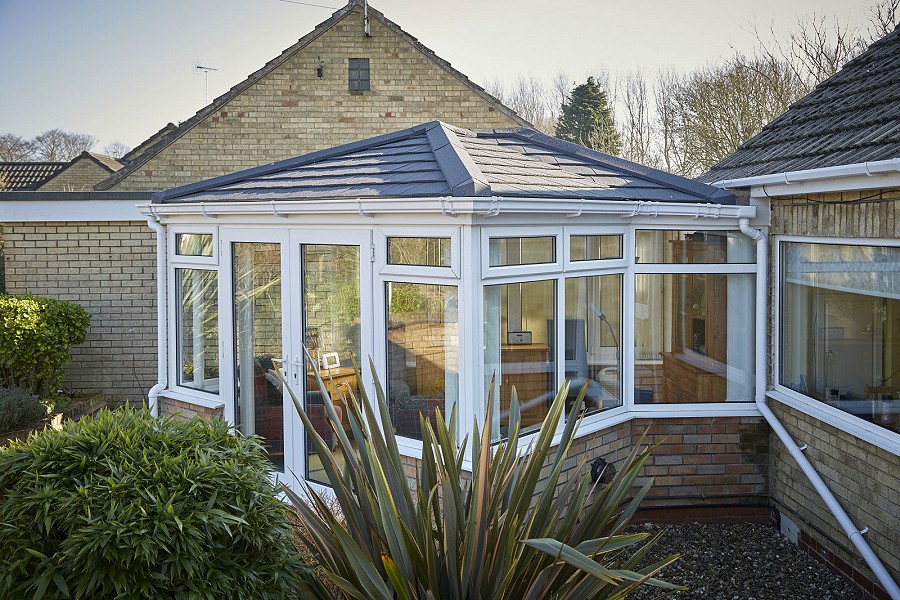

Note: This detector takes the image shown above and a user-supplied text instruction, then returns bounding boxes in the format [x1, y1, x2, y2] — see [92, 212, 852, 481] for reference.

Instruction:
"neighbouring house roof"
[155, 121, 734, 204]
[699, 24, 900, 184]
[85, 152, 124, 172]
[99, 0, 528, 191]
[0, 161, 67, 190]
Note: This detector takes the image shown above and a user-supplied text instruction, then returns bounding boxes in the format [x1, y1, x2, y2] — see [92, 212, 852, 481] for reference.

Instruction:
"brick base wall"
[1, 221, 157, 401]
[768, 402, 898, 600]
[158, 397, 223, 421]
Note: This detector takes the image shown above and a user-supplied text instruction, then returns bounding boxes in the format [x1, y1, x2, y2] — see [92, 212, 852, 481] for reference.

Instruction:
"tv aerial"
[193, 60, 218, 104]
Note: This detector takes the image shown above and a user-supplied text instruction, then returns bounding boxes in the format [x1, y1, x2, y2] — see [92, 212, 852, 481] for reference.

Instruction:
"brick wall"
[38, 158, 113, 192]
[767, 189, 899, 599]
[158, 396, 223, 421]
[109, 5, 520, 191]
[1, 221, 157, 401]
[768, 403, 899, 598]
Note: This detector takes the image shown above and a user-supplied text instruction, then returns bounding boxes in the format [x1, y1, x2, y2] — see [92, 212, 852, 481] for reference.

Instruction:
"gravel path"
[630, 523, 863, 600]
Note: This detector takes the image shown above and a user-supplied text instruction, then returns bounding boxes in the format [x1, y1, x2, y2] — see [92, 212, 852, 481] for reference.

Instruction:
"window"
[348, 58, 370, 91]
[175, 268, 219, 393]
[387, 237, 451, 267]
[484, 279, 556, 440]
[634, 273, 755, 403]
[635, 230, 755, 264]
[175, 233, 213, 257]
[570, 234, 622, 261]
[489, 236, 555, 267]
[780, 242, 900, 434]
[386, 282, 458, 440]
[563, 274, 622, 416]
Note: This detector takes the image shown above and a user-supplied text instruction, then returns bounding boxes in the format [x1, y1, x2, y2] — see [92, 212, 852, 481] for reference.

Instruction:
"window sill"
[767, 388, 900, 456]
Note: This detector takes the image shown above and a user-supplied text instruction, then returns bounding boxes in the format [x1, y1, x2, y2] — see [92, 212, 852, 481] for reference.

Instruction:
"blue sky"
[0, 0, 874, 152]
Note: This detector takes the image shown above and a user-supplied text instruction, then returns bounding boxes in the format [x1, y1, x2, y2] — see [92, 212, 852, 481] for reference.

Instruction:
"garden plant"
[286, 352, 683, 599]
[0, 407, 313, 599]
[0, 386, 47, 433]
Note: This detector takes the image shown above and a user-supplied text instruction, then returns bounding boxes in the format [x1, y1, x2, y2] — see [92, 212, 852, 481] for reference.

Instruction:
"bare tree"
[103, 141, 131, 160]
[485, 75, 555, 133]
[0, 134, 35, 162]
[866, 0, 900, 41]
[618, 70, 657, 167]
[31, 129, 97, 162]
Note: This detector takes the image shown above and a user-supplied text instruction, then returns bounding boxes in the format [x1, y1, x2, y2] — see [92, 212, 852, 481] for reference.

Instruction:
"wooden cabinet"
[662, 238, 728, 402]
[500, 343, 552, 427]
[307, 366, 357, 430]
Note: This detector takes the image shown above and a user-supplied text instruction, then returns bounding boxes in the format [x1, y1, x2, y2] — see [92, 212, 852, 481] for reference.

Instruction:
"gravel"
[629, 523, 863, 600]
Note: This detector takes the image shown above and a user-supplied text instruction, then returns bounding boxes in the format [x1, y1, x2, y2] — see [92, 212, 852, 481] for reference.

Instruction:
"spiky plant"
[283, 353, 683, 599]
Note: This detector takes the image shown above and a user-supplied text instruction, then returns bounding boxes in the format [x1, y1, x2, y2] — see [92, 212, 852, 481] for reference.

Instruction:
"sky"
[0, 0, 877, 153]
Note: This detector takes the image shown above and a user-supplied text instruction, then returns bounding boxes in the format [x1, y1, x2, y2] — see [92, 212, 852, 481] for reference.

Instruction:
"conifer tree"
[555, 77, 622, 155]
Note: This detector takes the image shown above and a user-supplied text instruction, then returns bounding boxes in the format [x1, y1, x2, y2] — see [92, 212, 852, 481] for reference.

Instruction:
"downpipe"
[739, 218, 899, 600]
[145, 213, 167, 418]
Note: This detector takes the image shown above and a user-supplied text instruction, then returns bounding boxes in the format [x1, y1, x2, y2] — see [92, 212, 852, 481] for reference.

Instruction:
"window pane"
[387, 237, 451, 267]
[386, 283, 458, 440]
[570, 234, 622, 261]
[176, 268, 219, 393]
[348, 58, 370, 91]
[303, 245, 360, 486]
[563, 274, 622, 416]
[781, 243, 900, 434]
[635, 230, 755, 264]
[484, 279, 556, 440]
[176, 233, 213, 257]
[489, 236, 555, 267]
[634, 273, 755, 403]
[233, 243, 283, 470]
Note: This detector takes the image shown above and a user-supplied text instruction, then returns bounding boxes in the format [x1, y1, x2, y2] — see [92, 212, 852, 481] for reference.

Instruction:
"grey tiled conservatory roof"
[155, 121, 734, 205]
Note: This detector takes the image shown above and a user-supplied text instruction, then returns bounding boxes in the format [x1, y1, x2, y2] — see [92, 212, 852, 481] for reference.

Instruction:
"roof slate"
[0, 162, 67, 190]
[156, 122, 733, 205]
[699, 25, 900, 183]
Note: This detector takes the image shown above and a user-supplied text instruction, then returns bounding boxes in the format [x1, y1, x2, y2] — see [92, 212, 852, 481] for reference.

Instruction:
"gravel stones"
[630, 523, 862, 600]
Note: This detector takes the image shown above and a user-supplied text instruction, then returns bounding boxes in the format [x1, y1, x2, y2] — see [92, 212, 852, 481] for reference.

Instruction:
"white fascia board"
[1, 199, 145, 222]
[711, 158, 900, 197]
[140, 198, 756, 221]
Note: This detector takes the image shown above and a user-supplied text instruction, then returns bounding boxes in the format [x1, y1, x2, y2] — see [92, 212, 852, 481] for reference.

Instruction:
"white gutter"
[145, 211, 167, 417]
[715, 158, 900, 189]
[738, 218, 900, 600]
[137, 198, 756, 220]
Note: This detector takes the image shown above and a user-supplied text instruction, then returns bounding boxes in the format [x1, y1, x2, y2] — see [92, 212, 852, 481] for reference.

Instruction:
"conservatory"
[141, 121, 767, 490]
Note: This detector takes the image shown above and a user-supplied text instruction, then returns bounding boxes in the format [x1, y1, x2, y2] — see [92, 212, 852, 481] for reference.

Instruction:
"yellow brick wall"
[38, 158, 114, 191]
[111, 6, 520, 191]
[1, 222, 157, 401]
[768, 403, 899, 594]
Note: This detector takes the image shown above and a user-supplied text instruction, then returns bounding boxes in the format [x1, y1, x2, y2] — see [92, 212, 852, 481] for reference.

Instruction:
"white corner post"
[146, 213, 167, 418]
[738, 218, 900, 600]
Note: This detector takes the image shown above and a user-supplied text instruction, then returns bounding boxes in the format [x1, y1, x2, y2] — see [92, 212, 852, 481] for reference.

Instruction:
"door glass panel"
[303, 245, 360, 486]
[233, 243, 283, 470]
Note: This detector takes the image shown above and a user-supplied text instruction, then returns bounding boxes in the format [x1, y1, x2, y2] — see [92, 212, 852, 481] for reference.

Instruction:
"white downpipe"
[738, 218, 900, 600]
[145, 214, 167, 418]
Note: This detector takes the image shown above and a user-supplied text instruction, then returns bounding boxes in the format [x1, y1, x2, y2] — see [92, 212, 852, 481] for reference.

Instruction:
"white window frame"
[377, 226, 461, 278]
[563, 225, 627, 272]
[481, 226, 562, 279]
[772, 235, 900, 455]
[169, 224, 218, 266]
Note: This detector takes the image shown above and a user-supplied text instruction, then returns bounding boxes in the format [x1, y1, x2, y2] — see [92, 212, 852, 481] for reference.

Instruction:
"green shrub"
[0, 294, 91, 397]
[0, 386, 47, 433]
[286, 358, 683, 599]
[0, 407, 314, 599]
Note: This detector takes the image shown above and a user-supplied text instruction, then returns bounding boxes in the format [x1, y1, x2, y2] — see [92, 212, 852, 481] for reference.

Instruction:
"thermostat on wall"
[320, 352, 340, 369]
[507, 331, 532, 345]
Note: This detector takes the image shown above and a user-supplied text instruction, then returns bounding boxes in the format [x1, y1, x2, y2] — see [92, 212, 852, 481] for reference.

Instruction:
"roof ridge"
[99, 1, 527, 191]
[425, 122, 491, 197]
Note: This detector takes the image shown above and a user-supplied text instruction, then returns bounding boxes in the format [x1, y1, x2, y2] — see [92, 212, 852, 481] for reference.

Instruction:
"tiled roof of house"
[156, 121, 733, 204]
[99, 0, 528, 191]
[699, 24, 900, 184]
[0, 162, 67, 190]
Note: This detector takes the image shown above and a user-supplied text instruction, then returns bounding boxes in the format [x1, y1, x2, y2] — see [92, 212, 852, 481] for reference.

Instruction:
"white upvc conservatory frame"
[145, 199, 767, 478]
